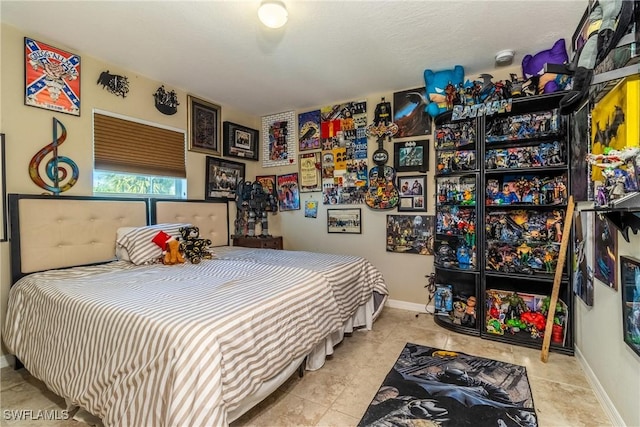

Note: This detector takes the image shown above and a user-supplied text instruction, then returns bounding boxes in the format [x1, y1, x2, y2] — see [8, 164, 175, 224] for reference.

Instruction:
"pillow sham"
[116, 223, 191, 265]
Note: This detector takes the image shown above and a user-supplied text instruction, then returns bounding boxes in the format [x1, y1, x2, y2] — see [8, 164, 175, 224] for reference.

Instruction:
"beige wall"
[1, 21, 639, 426]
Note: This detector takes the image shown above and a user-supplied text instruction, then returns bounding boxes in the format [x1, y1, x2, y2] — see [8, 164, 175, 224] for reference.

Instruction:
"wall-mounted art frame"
[205, 156, 245, 200]
[620, 255, 640, 357]
[276, 172, 300, 211]
[262, 111, 296, 167]
[223, 121, 259, 161]
[386, 214, 434, 254]
[397, 175, 427, 212]
[298, 110, 321, 151]
[299, 151, 321, 192]
[255, 175, 278, 212]
[594, 214, 617, 290]
[393, 87, 432, 138]
[394, 140, 429, 173]
[0, 133, 6, 242]
[24, 37, 81, 116]
[188, 95, 221, 155]
[327, 208, 361, 234]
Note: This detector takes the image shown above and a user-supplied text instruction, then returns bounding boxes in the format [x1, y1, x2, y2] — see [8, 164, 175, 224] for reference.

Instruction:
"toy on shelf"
[485, 173, 568, 206]
[436, 150, 476, 174]
[424, 65, 465, 118]
[485, 209, 565, 275]
[485, 289, 568, 344]
[485, 110, 561, 143]
[434, 284, 453, 315]
[521, 38, 571, 95]
[485, 141, 565, 170]
[588, 147, 640, 207]
[436, 176, 476, 206]
[435, 119, 476, 149]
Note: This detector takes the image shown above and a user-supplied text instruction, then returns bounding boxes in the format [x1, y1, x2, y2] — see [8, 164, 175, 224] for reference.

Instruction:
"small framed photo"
[327, 208, 361, 234]
[397, 175, 427, 212]
[620, 255, 640, 357]
[394, 140, 429, 173]
[188, 95, 221, 155]
[223, 121, 259, 161]
[205, 156, 245, 200]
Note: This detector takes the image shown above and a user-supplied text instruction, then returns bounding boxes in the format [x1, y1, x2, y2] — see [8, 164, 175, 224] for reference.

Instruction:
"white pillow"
[116, 223, 191, 265]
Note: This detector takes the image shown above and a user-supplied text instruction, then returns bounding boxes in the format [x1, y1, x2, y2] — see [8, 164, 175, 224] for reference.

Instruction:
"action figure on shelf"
[235, 179, 278, 237]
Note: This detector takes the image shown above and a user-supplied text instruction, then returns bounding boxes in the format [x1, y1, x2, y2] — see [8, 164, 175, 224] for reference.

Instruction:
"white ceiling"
[1, 0, 586, 117]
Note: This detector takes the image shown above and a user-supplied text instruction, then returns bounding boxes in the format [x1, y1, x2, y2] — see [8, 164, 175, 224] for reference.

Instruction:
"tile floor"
[1, 307, 611, 426]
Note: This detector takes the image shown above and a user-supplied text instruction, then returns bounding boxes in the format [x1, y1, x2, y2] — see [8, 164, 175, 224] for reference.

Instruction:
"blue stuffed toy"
[423, 65, 465, 117]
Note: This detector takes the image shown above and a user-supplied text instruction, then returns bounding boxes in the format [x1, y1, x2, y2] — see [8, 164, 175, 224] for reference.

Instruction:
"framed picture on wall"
[223, 121, 259, 161]
[397, 175, 427, 212]
[299, 151, 321, 192]
[620, 255, 640, 357]
[276, 173, 300, 211]
[327, 208, 361, 234]
[386, 214, 434, 254]
[394, 140, 429, 173]
[188, 95, 221, 155]
[24, 37, 81, 116]
[205, 156, 245, 200]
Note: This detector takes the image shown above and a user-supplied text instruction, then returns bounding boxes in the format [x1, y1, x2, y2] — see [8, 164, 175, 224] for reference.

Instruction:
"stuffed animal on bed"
[423, 65, 465, 118]
[521, 38, 571, 94]
[151, 230, 185, 265]
[179, 226, 213, 264]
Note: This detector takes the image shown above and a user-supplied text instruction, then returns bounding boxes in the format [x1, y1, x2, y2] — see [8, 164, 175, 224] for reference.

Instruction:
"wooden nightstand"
[232, 236, 283, 250]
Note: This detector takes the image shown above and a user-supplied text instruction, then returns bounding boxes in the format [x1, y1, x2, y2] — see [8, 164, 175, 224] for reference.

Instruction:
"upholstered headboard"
[150, 199, 230, 247]
[9, 194, 149, 284]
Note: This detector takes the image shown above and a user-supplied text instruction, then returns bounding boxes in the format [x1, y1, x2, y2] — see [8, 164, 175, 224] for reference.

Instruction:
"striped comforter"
[3, 254, 388, 426]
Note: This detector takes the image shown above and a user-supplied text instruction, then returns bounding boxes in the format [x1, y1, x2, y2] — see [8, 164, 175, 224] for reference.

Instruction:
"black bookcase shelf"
[433, 93, 574, 354]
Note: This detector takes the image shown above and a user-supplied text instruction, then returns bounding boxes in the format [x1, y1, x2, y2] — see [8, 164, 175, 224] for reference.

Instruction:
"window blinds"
[94, 112, 186, 178]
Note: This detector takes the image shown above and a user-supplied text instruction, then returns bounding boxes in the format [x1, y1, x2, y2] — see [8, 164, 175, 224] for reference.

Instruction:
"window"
[93, 110, 186, 198]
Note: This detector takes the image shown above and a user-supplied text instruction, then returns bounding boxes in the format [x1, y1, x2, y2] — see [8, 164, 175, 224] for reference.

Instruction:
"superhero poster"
[593, 214, 617, 290]
[298, 110, 321, 151]
[276, 172, 300, 211]
[393, 87, 432, 138]
[24, 37, 81, 116]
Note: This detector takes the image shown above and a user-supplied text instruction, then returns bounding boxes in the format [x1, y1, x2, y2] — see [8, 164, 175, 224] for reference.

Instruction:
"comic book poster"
[594, 214, 617, 290]
[24, 37, 81, 116]
[320, 100, 368, 204]
[276, 172, 300, 211]
[574, 211, 594, 306]
[393, 87, 431, 138]
[298, 110, 321, 151]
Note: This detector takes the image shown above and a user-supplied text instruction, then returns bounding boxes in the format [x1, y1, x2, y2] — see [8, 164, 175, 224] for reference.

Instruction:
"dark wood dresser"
[232, 236, 283, 250]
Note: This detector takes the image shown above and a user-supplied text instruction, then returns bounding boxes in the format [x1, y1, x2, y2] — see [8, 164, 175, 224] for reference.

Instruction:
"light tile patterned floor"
[1, 307, 611, 426]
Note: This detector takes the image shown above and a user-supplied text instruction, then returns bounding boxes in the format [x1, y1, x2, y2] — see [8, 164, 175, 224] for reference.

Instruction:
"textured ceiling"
[1, 1, 586, 117]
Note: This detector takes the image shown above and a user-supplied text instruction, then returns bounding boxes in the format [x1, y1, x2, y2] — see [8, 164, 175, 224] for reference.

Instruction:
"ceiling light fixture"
[258, 1, 288, 29]
[495, 49, 515, 66]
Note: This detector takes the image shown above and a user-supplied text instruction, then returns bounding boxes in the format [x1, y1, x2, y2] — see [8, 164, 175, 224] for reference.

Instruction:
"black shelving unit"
[433, 116, 481, 336]
[433, 93, 575, 355]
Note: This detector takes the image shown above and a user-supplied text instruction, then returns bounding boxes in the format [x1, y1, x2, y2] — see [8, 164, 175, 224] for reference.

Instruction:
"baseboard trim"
[575, 346, 624, 426]
[386, 299, 431, 314]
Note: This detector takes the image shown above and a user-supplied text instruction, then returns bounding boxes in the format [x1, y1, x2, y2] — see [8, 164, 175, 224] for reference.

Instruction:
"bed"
[3, 194, 388, 426]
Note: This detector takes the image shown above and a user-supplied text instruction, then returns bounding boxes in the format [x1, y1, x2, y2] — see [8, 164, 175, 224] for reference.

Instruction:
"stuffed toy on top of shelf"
[521, 38, 571, 95]
[423, 65, 465, 118]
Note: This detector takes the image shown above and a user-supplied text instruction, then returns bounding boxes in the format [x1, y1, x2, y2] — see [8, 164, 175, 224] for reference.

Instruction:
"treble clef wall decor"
[29, 117, 79, 194]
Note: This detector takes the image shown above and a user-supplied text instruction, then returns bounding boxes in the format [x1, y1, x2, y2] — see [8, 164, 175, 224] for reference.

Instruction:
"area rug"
[358, 343, 537, 427]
